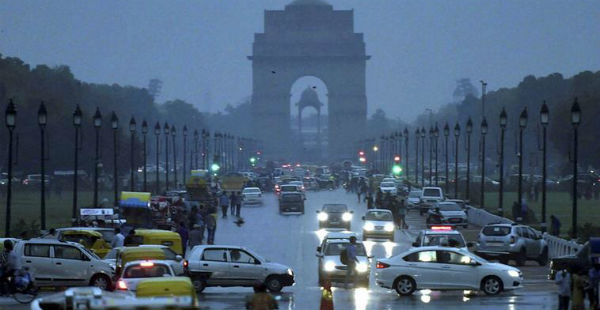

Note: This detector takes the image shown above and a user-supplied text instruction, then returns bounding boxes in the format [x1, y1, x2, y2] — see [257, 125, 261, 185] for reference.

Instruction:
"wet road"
[1, 188, 559, 310]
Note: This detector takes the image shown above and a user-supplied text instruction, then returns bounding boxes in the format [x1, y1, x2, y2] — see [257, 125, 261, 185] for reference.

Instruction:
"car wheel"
[192, 278, 207, 293]
[481, 276, 503, 295]
[90, 274, 111, 290]
[394, 276, 416, 296]
[537, 247, 549, 266]
[266, 276, 283, 293]
[515, 249, 527, 266]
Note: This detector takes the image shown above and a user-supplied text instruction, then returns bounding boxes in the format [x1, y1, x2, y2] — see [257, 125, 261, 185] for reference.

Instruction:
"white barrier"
[543, 233, 584, 258]
[466, 206, 583, 259]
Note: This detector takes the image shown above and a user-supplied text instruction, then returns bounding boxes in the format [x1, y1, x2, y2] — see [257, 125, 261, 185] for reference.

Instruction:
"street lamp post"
[498, 108, 507, 216]
[111, 112, 119, 206]
[540, 103, 549, 232]
[72, 105, 82, 222]
[434, 125, 439, 186]
[93, 108, 102, 207]
[171, 126, 177, 188]
[183, 126, 188, 184]
[465, 118, 473, 201]
[415, 129, 420, 185]
[571, 99, 581, 238]
[202, 130, 209, 170]
[404, 128, 409, 182]
[194, 130, 199, 170]
[154, 122, 161, 194]
[428, 127, 433, 185]
[164, 123, 170, 191]
[454, 123, 460, 198]
[517, 107, 528, 222]
[480, 118, 488, 208]
[421, 127, 425, 187]
[4, 100, 16, 237]
[443, 123, 449, 195]
[141, 120, 148, 192]
[38, 102, 48, 230]
[129, 117, 136, 191]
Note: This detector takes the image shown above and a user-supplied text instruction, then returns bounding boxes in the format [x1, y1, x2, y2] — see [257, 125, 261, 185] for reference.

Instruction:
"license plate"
[487, 241, 503, 246]
[375, 226, 384, 230]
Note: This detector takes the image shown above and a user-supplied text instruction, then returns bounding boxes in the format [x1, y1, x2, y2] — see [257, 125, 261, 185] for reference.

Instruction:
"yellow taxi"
[135, 277, 198, 306]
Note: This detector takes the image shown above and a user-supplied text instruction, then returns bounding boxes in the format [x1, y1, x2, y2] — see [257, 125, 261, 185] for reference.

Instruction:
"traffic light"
[394, 155, 401, 163]
[358, 150, 365, 156]
[359, 157, 366, 163]
[392, 164, 403, 175]
[211, 163, 220, 173]
[249, 157, 257, 166]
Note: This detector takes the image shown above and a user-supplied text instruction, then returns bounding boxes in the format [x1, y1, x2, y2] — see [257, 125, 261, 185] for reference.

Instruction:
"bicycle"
[4, 272, 39, 304]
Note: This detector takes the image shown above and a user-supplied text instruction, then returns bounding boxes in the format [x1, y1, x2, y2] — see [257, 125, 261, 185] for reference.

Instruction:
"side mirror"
[175, 255, 183, 262]
[412, 242, 419, 247]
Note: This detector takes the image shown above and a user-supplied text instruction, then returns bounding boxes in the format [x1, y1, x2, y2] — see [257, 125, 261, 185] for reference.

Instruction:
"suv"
[14, 238, 114, 289]
[279, 192, 305, 214]
[185, 245, 294, 293]
[419, 187, 444, 215]
[475, 223, 548, 266]
[317, 204, 353, 230]
[316, 238, 370, 287]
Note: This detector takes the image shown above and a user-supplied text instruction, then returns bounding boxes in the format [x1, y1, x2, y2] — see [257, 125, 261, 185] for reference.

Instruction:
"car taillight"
[510, 236, 516, 244]
[376, 261, 390, 269]
[183, 260, 189, 268]
[117, 280, 128, 290]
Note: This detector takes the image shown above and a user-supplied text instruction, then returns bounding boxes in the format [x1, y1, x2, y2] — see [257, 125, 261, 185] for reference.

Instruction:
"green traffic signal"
[211, 163, 221, 172]
[392, 164, 403, 175]
[249, 157, 257, 163]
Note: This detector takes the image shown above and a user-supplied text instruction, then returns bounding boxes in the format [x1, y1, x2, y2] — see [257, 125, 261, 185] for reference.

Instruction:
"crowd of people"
[555, 262, 600, 310]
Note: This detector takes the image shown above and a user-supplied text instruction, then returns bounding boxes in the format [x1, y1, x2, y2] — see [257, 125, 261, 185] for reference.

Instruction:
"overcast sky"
[1, 0, 599, 121]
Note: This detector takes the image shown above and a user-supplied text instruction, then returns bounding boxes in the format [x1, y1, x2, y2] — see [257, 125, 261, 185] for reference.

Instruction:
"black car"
[317, 204, 353, 230]
[279, 192, 305, 214]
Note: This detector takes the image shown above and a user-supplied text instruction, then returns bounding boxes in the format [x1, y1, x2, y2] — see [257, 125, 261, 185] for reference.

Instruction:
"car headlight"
[342, 212, 352, 222]
[287, 268, 293, 276]
[364, 222, 375, 231]
[324, 261, 336, 272]
[384, 223, 395, 232]
[508, 270, 520, 278]
[355, 263, 368, 273]
[318, 212, 329, 221]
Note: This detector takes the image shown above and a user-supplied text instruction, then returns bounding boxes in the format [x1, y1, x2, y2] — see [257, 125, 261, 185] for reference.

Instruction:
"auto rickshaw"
[133, 229, 183, 255]
[59, 229, 112, 258]
[135, 277, 198, 306]
[115, 247, 167, 276]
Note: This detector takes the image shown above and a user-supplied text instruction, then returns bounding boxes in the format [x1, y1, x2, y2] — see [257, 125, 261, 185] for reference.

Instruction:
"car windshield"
[423, 188, 441, 196]
[437, 204, 462, 211]
[244, 188, 260, 193]
[323, 204, 347, 212]
[380, 182, 395, 187]
[124, 264, 171, 278]
[365, 211, 393, 221]
[482, 226, 512, 236]
[80, 246, 100, 260]
[408, 192, 421, 198]
[423, 234, 465, 247]
[281, 186, 298, 192]
[324, 242, 366, 256]
[282, 194, 302, 202]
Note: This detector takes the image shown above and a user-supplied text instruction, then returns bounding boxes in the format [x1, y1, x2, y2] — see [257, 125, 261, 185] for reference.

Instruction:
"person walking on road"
[232, 192, 242, 217]
[588, 262, 600, 309]
[246, 283, 278, 310]
[364, 194, 374, 210]
[571, 267, 587, 310]
[344, 236, 359, 289]
[124, 229, 137, 246]
[219, 192, 230, 218]
[555, 269, 571, 310]
[188, 224, 203, 249]
[111, 228, 125, 248]
[206, 206, 218, 245]
[230, 192, 238, 215]
[177, 222, 189, 255]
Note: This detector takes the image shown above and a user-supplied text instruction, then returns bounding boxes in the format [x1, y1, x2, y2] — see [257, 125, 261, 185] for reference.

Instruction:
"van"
[419, 187, 445, 215]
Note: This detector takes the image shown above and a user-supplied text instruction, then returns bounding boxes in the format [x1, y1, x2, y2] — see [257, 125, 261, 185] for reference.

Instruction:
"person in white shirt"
[111, 228, 125, 248]
[555, 269, 571, 310]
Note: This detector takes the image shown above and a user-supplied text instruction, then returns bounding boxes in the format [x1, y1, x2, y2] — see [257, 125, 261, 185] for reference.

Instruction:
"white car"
[103, 245, 187, 275]
[316, 239, 370, 287]
[116, 260, 175, 293]
[362, 209, 395, 241]
[14, 238, 114, 289]
[412, 227, 471, 251]
[420, 186, 444, 203]
[375, 246, 523, 296]
[379, 182, 397, 195]
[427, 202, 468, 228]
[242, 187, 263, 205]
[185, 245, 295, 293]
[406, 190, 422, 208]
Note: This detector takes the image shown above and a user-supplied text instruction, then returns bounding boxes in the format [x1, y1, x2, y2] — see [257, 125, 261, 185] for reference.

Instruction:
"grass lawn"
[481, 191, 600, 235]
[0, 189, 114, 236]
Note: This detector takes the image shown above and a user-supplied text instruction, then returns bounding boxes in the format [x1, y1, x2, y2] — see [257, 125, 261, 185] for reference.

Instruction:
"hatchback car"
[379, 182, 397, 195]
[406, 190, 422, 209]
[185, 245, 294, 293]
[362, 209, 395, 241]
[316, 238, 370, 287]
[317, 204, 353, 230]
[241, 187, 263, 205]
[116, 260, 175, 293]
[475, 223, 548, 266]
[375, 246, 523, 296]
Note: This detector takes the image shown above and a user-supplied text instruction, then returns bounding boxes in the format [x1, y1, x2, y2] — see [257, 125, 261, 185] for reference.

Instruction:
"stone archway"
[249, 0, 369, 159]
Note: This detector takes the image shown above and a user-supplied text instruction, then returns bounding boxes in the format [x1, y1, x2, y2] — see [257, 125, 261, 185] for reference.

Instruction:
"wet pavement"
[1, 188, 560, 309]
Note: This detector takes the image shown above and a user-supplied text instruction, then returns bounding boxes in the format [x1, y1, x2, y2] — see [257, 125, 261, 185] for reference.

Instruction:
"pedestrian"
[177, 222, 189, 255]
[364, 194, 374, 210]
[232, 192, 242, 217]
[124, 229, 137, 246]
[398, 200, 407, 229]
[357, 189, 362, 203]
[0, 240, 21, 295]
[188, 224, 203, 250]
[219, 192, 230, 218]
[43, 228, 57, 239]
[550, 215, 561, 236]
[572, 267, 587, 310]
[206, 206, 217, 245]
[246, 283, 278, 310]
[0, 240, 9, 295]
[555, 268, 571, 310]
[520, 198, 528, 223]
[344, 236, 359, 289]
[320, 278, 334, 310]
[589, 262, 600, 309]
[230, 192, 238, 215]
[111, 228, 125, 248]
[375, 190, 383, 208]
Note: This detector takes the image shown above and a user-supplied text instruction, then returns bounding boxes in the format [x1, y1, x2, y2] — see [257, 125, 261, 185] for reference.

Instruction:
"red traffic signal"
[394, 155, 401, 163]
[358, 150, 365, 156]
